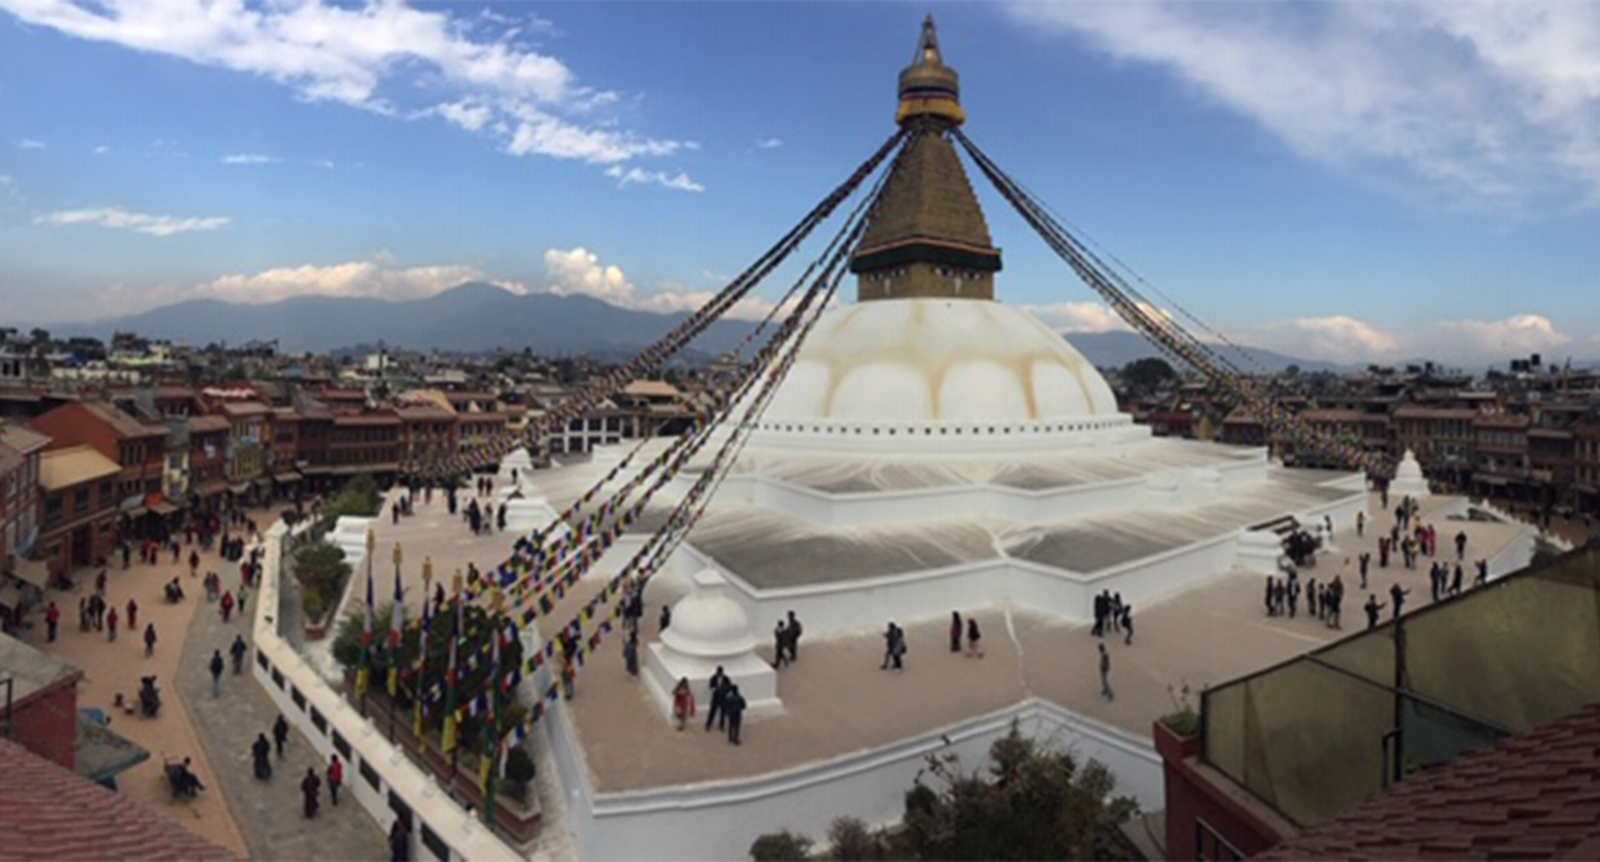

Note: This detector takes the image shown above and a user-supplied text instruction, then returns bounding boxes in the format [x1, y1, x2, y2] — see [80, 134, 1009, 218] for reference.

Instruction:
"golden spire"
[896, 14, 966, 127]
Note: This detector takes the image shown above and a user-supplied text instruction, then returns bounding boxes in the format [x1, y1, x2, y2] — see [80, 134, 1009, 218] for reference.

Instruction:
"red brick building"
[186, 414, 231, 504]
[1, 422, 50, 591]
[330, 413, 401, 477]
[30, 401, 167, 507]
[397, 404, 457, 472]
[0, 632, 84, 770]
[36, 446, 121, 577]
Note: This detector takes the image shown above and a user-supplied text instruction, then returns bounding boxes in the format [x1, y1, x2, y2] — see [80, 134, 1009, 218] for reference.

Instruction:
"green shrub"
[1161, 709, 1201, 738]
[826, 817, 879, 861]
[750, 830, 813, 862]
[295, 540, 351, 623]
[503, 744, 536, 804]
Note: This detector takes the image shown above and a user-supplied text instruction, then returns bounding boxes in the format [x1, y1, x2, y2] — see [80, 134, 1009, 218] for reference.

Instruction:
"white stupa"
[1391, 448, 1431, 499]
[643, 568, 780, 722]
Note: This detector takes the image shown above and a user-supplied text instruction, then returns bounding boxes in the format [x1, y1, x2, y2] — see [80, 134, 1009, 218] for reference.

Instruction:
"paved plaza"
[357, 481, 1538, 796]
[19, 508, 387, 861]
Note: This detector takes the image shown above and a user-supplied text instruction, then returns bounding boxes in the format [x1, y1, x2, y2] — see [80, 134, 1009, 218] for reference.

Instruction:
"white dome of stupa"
[1391, 448, 1431, 498]
[660, 569, 759, 659]
[764, 300, 1120, 424]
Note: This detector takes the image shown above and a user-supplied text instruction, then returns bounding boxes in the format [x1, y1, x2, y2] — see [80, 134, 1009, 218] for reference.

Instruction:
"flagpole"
[359, 527, 375, 718]
[389, 541, 403, 743]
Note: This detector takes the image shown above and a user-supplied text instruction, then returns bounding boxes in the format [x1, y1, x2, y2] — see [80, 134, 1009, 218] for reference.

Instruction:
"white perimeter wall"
[541, 693, 1162, 862]
[252, 522, 519, 862]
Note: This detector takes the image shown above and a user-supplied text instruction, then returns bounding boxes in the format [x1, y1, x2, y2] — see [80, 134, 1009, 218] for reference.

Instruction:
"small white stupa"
[494, 448, 570, 534]
[1390, 448, 1431, 499]
[644, 568, 780, 722]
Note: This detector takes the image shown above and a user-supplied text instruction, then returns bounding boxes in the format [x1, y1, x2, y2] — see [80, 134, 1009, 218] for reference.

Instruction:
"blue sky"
[2, 1, 1598, 365]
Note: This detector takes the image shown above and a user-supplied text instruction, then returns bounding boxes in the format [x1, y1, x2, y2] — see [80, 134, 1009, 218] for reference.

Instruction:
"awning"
[148, 501, 181, 516]
[9, 558, 51, 590]
[229, 483, 249, 494]
[125, 507, 149, 518]
[195, 480, 229, 497]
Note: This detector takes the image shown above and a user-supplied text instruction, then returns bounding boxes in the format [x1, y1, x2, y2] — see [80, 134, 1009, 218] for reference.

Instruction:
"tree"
[1121, 357, 1177, 399]
[903, 721, 1137, 860]
[294, 540, 352, 621]
[749, 831, 813, 862]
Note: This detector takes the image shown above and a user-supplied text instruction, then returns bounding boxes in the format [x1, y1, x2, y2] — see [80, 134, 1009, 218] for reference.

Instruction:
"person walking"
[252, 733, 273, 781]
[45, 602, 59, 643]
[301, 767, 322, 819]
[783, 610, 802, 663]
[1356, 511, 1365, 537]
[389, 817, 412, 862]
[327, 754, 344, 806]
[107, 606, 118, 642]
[144, 623, 158, 657]
[1098, 643, 1113, 701]
[965, 617, 983, 658]
[189, 549, 200, 578]
[622, 631, 639, 677]
[126, 598, 138, 632]
[671, 677, 696, 731]
[724, 684, 746, 745]
[771, 620, 789, 669]
[221, 590, 234, 623]
[949, 611, 963, 653]
[1120, 603, 1134, 645]
[881, 623, 905, 671]
[273, 713, 290, 758]
[231, 634, 248, 674]
[705, 667, 728, 732]
[1359, 552, 1371, 590]
[209, 649, 225, 698]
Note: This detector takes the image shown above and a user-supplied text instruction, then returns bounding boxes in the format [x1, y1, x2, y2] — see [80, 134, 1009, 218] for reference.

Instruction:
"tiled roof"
[0, 736, 236, 861]
[39, 445, 121, 490]
[1259, 703, 1600, 860]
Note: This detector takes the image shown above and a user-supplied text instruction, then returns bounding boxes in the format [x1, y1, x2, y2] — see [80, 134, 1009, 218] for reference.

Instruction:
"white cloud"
[604, 165, 704, 192]
[1026, 300, 1134, 333]
[755, 137, 783, 150]
[34, 206, 229, 236]
[93, 144, 110, 155]
[17, 138, 45, 149]
[1433, 313, 1570, 355]
[0, 0, 688, 173]
[1257, 315, 1404, 361]
[0, 174, 17, 202]
[542, 247, 775, 319]
[198, 261, 500, 303]
[506, 105, 689, 163]
[313, 159, 336, 169]
[220, 153, 278, 165]
[80, 259, 521, 316]
[433, 99, 493, 132]
[1004, 0, 1600, 206]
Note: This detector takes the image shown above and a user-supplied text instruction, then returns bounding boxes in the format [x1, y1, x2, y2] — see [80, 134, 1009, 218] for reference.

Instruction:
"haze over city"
[3, 0, 1598, 365]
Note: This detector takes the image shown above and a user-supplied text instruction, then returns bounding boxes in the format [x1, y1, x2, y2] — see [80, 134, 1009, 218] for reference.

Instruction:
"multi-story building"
[219, 400, 271, 494]
[1, 422, 50, 594]
[455, 411, 508, 462]
[28, 402, 169, 534]
[1576, 416, 1600, 515]
[397, 403, 457, 472]
[293, 405, 334, 491]
[36, 445, 121, 577]
[1391, 404, 1478, 479]
[329, 413, 401, 478]
[1474, 412, 1532, 498]
[186, 414, 231, 506]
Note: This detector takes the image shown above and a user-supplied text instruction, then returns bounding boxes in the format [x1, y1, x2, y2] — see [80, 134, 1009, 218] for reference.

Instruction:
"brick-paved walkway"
[176, 535, 387, 861]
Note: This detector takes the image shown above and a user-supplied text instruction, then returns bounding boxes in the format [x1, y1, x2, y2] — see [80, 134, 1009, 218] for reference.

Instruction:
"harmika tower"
[852, 16, 1002, 303]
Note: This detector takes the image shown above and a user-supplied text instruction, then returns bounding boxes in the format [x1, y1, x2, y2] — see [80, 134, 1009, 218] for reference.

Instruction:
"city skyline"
[3, 0, 1599, 365]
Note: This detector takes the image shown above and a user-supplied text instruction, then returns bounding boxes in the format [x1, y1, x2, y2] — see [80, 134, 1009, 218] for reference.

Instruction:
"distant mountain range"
[49, 282, 1344, 372]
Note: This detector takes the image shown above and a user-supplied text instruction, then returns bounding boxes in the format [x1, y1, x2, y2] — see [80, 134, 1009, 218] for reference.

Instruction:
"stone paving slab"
[176, 524, 387, 862]
[19, 543, 248, 856]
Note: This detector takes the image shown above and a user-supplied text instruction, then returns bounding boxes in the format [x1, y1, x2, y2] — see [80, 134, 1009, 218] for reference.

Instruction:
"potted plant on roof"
[1154, 682, 1202, 763]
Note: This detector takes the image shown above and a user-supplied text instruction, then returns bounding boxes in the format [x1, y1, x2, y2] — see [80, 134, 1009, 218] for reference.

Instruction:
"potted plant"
[1154, 683, 1202, 762]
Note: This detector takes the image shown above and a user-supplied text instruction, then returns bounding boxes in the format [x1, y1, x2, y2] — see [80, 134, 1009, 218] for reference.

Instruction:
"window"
[311, 707, 328, 735]
[333, 730, 352, 760]
[388, 791, 414, 829]
[359, 757, 381, 791]
[256, 652, 269, 671]
[420, 823, 450, 861]
[291, 685, 306, 710]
